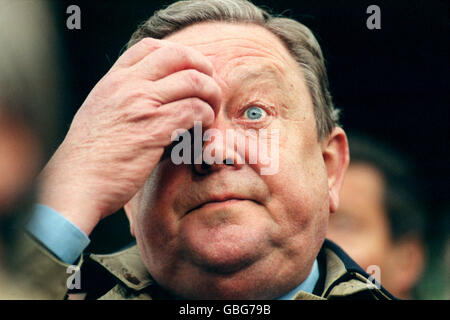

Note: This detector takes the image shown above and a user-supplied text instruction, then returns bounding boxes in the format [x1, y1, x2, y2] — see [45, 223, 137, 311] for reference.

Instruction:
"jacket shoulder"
[81, 239, 399, 300]
[80, 244, 156, 300]
[319, 239, 398, 300]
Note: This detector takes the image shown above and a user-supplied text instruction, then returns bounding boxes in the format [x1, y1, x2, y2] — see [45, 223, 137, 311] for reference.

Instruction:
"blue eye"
[244, 106, 267, 120]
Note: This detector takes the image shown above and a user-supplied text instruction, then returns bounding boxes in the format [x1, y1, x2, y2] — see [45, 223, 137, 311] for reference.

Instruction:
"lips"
[186, 195, 252, 215]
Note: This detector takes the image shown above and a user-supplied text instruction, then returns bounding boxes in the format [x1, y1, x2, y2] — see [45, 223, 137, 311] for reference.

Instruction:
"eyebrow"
[224, 64, 292, 115]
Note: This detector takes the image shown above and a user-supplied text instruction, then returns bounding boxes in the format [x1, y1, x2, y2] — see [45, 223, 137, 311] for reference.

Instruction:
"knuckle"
[119, 84, 156, 108]
[103, 71, 123, 88]
[169, 44, 190, 59]
[122, 108, 158, 133]
[139, 38, 161, 53]
[209, 79, 222, 99]
[184, 69, 204, 91]
[164, 44, 199, 69]
[138, 37, 154, 47]
[187, 98, 213, 122]
[186, 97, 204, 111]
[134, 37, 158, 52]
[179, 111, 194, 126]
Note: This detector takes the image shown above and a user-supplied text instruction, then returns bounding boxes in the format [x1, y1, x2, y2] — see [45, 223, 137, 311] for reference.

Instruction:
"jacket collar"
[320, 239, 396, 299]
[90, 244, 153, 291]
[90, 239, 395, 299]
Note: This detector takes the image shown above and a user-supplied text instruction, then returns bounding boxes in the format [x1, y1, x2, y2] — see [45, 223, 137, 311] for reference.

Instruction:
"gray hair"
[127, 0, 340, 139]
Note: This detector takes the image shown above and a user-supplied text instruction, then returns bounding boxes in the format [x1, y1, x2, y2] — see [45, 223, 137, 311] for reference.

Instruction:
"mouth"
[185, 196, 253, 216]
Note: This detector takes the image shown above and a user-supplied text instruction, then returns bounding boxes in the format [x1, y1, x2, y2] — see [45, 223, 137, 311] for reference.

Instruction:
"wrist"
[37, 174, 102, 236]
[38, 194, 101, 236]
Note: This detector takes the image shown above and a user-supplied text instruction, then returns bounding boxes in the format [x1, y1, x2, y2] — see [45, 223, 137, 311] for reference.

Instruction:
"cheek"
[262, 142, 330, 240]
[133, 161, 187, 246]
[132, 164, 188, 278]
[272, 117, 329, 215]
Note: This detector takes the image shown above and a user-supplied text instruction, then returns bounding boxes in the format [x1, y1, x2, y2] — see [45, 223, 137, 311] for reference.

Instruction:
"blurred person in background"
[0, 101, 42, 298]
[327, 134, 427, 299]
[0, 0, 63, 298]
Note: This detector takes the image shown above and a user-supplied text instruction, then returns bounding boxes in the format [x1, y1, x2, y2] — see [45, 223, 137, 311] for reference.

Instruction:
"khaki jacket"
[9, 235, 396, 300]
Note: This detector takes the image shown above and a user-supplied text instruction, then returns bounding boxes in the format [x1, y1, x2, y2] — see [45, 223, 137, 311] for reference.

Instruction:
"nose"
[193, 123, 244, 175]
[193, 157, 235, 175]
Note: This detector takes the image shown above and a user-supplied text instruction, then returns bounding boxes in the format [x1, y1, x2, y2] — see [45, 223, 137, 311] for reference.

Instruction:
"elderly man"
[24, 0, 394, 300]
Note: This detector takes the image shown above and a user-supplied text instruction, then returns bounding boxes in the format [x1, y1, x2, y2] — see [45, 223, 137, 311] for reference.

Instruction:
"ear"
[388, 237, 425, 298]
[321, 127, 350, 213]
[123, 201, 136, 238]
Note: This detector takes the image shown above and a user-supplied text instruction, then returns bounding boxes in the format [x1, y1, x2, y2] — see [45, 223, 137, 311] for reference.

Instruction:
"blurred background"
[0, 0, 448, 299]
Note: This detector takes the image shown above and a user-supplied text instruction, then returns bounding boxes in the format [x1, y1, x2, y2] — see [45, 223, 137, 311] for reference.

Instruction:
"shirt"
[26, 204, 319, 297]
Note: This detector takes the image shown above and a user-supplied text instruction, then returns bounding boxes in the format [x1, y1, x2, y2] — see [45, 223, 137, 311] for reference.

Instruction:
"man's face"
[0, 111, 40, 213]
[127, 22, 339, 299]
[327, 163, 392, 271]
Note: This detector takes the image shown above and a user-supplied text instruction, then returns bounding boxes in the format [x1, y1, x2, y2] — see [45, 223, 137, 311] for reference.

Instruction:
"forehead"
[164, 22, 300, 83]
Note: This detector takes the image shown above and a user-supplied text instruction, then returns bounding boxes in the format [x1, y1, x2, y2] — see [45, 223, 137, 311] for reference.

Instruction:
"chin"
[186, 228, 267, 273]
[174, 203, 271, 267]
[178, 214, 274, 274]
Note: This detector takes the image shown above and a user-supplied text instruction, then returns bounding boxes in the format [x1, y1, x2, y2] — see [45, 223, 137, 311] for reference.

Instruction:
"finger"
[112, 38, 164, 69]
[132, 43, 214, 81]
[151, 69, 222, 114]
[150, 97, 215, 147]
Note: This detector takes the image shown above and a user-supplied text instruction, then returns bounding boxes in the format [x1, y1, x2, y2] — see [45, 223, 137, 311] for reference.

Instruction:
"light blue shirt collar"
[276, 259, 319, 300]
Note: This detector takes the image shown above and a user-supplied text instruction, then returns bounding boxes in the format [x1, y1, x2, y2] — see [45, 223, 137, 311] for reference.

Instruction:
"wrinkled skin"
[126, 23, 349, 299]
[39, 22, 348, 299]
